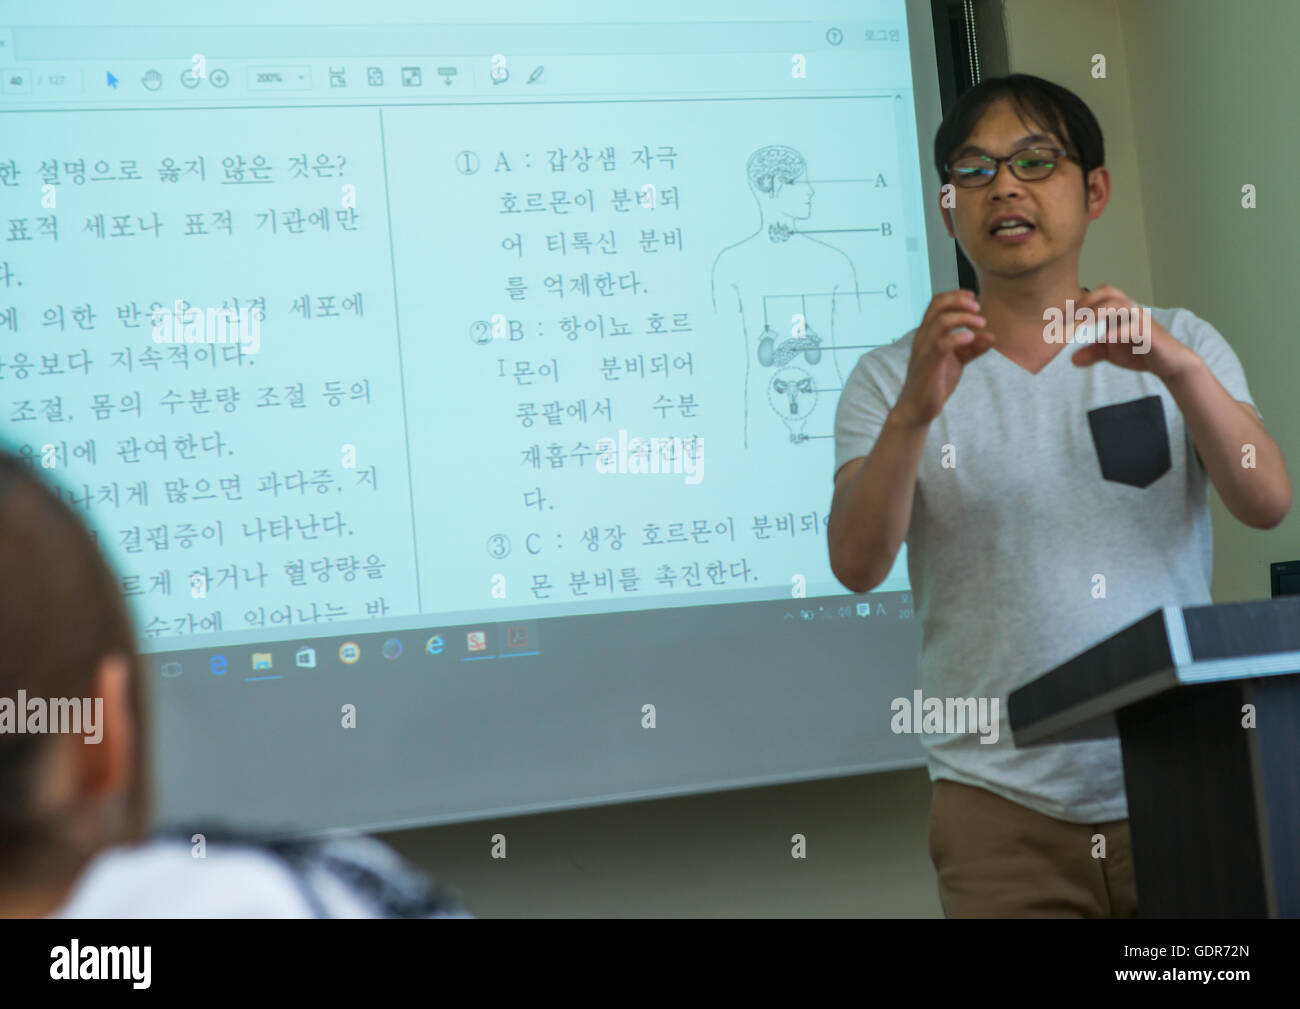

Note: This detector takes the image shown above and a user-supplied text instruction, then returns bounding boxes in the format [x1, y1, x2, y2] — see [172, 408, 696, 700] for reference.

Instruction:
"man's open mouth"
[989, 217, 1036, 236]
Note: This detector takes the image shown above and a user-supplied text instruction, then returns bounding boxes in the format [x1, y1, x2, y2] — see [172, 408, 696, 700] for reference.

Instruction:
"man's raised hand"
[893, 289, 995, 427]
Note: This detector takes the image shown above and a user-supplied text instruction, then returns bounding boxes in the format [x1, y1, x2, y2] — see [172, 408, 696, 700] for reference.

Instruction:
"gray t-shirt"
[833, 305, 1258, 822]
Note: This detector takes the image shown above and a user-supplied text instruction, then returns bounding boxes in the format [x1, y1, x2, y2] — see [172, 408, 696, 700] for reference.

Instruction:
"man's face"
[940, 98, 1106, 281]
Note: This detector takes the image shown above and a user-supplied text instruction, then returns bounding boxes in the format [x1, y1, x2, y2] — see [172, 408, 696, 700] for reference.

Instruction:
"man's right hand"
[893, 289, 995, 427]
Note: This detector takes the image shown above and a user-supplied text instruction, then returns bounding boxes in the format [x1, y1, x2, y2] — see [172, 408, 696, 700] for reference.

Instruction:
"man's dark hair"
[933, 73, 1105, 199]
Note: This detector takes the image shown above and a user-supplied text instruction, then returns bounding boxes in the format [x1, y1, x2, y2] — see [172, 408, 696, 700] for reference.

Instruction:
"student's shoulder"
[266, 832, 472, 918]
[54, 836, 314, 917]
[53, 832, 472, 919]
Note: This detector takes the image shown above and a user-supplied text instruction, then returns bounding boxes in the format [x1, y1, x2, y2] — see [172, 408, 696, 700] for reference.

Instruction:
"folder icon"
[252, 652, 272, 670]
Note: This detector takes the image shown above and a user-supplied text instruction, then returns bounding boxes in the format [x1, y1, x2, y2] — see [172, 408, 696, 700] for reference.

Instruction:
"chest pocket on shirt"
[1086, 394, 1171, 488]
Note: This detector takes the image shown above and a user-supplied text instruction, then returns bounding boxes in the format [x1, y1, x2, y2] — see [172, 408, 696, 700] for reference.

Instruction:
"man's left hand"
[1070, 285, 1200, 381]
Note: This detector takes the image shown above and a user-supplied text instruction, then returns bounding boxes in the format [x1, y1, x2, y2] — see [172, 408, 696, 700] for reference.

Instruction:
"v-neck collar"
[987, 340, 1074, 377]
[981, 287, 1094, 376]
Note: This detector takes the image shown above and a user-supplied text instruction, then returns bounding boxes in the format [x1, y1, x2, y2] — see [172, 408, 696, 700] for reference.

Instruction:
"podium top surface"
[1008, 597, 1300, 746]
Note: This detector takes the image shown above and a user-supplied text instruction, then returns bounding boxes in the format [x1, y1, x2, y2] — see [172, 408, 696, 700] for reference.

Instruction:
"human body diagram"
[712, 145, 866, 449]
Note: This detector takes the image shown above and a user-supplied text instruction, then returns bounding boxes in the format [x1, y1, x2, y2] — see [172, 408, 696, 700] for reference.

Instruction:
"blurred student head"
[0, 449, 148, 917]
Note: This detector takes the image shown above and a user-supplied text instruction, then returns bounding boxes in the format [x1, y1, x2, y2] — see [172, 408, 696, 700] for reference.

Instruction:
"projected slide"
[1, 2, 947, 834]
[3, 76, 924, 643]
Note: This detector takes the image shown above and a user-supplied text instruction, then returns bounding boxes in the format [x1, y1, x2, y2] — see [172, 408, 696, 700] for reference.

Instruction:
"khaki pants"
[928, 779, 1138, 917]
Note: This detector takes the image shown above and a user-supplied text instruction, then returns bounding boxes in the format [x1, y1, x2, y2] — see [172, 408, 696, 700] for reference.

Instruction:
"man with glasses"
[827, 74, 1290, 917]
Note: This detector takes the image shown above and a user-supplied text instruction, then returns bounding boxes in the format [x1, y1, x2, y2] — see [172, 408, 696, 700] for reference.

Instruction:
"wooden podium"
[1008, 598, 1300, 917]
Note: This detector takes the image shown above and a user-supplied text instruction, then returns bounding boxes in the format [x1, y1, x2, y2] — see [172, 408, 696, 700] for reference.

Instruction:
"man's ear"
[939, 197, 956, 239]
[78, 653, 134, 801]
[1085, 164, 1111, 221]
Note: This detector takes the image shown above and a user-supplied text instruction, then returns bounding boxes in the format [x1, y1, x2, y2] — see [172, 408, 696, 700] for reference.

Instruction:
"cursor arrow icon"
[106, 71, 119, 88]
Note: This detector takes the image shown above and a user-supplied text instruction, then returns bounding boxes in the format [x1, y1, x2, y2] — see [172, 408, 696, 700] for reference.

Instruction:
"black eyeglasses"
[946, 147, 1073, 188]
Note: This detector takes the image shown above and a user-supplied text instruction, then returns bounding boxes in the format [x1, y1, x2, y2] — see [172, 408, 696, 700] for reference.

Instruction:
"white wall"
[1113, 0, 1300, 601]
[381, 769, 939, 916]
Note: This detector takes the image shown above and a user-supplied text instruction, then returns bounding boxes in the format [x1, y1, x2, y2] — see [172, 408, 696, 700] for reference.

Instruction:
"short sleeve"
[833, 354, 894, 482]
[1168, 307, 1260, 419]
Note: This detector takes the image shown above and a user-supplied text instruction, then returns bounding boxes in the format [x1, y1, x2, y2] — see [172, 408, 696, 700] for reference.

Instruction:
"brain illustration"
[747, 145, 807, 197]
